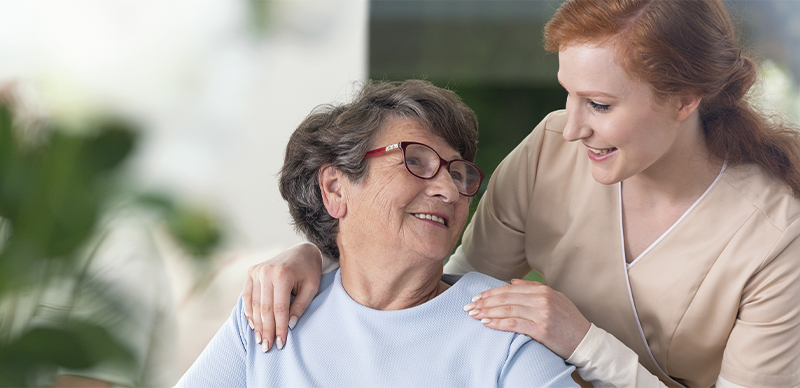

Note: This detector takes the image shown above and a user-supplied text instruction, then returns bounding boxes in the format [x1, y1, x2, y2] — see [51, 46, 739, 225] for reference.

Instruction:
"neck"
[624, 119, 723, 203]
[337, 249, 449, 311]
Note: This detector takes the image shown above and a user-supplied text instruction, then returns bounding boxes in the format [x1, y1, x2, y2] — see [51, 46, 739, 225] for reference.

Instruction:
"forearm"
[291, 242, 338, 274]
[567, 324, 666, 387]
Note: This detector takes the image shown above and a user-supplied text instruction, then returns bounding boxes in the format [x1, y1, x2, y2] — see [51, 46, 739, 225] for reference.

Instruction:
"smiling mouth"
[587, 146, 617, 155]
[413, 213, 447, 226]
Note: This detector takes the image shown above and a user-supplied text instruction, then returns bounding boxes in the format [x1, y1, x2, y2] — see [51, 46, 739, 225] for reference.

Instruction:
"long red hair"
[545, 0, 800, 195]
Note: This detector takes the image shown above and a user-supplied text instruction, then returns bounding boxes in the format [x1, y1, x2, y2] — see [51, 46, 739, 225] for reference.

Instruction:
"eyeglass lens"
[403, 143, 481, 196]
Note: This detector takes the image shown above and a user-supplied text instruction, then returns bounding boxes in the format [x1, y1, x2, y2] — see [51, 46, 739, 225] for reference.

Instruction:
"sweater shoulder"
[456, 272, 509, 294]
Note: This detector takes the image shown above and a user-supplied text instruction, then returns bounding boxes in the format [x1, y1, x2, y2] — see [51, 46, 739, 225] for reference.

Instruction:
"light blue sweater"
[176, 270, 577, 387]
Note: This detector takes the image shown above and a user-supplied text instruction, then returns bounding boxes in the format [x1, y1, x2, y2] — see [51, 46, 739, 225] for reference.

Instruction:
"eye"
[589, 101, 610, 112]
[406, 157, 422, 166]
[449, 170, 464, 182]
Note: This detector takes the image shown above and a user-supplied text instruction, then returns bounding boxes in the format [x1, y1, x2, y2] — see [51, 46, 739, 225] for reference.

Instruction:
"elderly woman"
[175, 80, 576, 387]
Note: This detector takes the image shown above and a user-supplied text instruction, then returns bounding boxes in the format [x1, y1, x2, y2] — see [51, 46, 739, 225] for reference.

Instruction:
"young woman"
[240, 1, 800, 386]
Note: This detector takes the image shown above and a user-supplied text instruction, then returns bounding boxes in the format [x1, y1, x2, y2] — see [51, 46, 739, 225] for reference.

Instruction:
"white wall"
[0, 0, 368, 250]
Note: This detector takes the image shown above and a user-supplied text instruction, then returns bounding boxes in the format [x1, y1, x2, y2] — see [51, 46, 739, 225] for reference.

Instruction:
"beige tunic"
[445, 110, 800, 387]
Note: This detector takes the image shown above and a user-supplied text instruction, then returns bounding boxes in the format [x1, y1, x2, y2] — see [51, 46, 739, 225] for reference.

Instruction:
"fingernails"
[481, 318, 491, 324]
[469, 309, 480, 316]
[248, 319, 254, 330]
[276, 337, 284, 350]
[262, 340, 269, 353]
[463, 303, 475, 311]
[472, 295, 482, 302]
[255, 331, 262, 344]
[288, 316, 298, 330]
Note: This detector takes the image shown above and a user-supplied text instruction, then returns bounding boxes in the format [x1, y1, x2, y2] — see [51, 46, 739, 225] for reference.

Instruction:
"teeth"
[413, 213, 446, 226]
[589, 147, 615, 155]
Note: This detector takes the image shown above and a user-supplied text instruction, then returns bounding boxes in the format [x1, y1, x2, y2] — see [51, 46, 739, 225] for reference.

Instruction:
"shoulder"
[494, 109, 584, 184]
[453, 273, 577, 385]
[718, 163, 800, 275]
[517, 110, 570, 148]
[516, 110, 583, 165]
[319, 270, 338, 293]
[541, 109, 569, 133]
[456, 272, 509, 293]
[721, 163, 800, 233]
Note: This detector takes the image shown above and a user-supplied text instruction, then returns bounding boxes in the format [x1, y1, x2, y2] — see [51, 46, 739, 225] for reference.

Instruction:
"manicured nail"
[262, 340, 269, 353]
[481, 318, 491, 324]
[288, 316, 298, 330]
[463, 303, 475, 311]
[248, 319, 254, 330]
[469, 309, 480, 316]
[255, 331, 262, 344]
[472, 295, 482, 302]
[276, 337, 284, 350]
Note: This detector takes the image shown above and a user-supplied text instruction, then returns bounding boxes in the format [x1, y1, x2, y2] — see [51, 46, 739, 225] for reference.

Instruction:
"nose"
[561, 95, 592, 143]
[425, 166, 460, 203]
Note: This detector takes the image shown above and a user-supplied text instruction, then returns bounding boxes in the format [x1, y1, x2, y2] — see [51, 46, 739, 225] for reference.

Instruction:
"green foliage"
[136, 192, 223, 258]
[167, 205, 222, 257]
[0, 324, 133, 387]
[0, 105, 136, 291]
[0, 102, 147, 386]
[246, 0, 274, 36]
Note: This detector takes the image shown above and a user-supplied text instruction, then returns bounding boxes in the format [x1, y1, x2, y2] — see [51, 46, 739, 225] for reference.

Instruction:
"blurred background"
[0, 0, 797, 386]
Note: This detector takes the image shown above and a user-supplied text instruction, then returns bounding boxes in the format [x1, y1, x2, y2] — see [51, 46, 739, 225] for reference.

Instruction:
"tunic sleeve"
[499, 335, 578, 388]
[175, 296, 250, 387]
[444, 112, 556, 281]
[720, 220, 800, 387]
[567, 324, 667, 387]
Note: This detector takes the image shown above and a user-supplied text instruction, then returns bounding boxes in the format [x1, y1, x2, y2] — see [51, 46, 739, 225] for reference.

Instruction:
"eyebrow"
[557, 79, 618, 100]
[576, 90, 617, 99]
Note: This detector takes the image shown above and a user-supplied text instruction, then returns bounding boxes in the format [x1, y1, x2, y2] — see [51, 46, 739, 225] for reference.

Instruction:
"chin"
[590, 168, 621, 186]
[416, 246, 452, 263]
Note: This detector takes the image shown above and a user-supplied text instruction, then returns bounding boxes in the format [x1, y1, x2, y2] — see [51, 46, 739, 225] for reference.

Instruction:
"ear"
[319, 165, 347, 219]
[674, 94, 702, 122]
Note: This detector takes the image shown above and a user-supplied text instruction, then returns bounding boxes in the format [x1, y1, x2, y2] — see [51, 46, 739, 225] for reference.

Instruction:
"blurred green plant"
[0, 102, 137, 386]
[136, 193, 222, 258]
[0, 104, 136, 292]
[0, 98, 222, 386]
[246, 0, 273, 36]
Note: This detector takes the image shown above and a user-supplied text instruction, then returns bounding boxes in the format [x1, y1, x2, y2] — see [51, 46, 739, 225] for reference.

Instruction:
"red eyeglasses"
[363, 141, 484, 197]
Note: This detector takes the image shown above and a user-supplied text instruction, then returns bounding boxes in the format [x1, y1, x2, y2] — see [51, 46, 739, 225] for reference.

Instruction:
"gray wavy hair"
[279, 79, 479, 260]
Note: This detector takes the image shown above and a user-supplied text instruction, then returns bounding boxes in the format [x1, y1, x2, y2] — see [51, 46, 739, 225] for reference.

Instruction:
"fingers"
[462, 281, 556, 336]
[242, 275, 255, 330]
[479, 316, 539, 337]
[259, 280, 275, 352]
[472, 279, 542, 301]
[465, 294, 546, 324]
[289, 278, 318, 328]
[272, 270, 293, 351]
[239, 242, 325, 353]
[462, 281, 591, 359]
[250, 276, 266, 350]
[465, 281, 547, 312]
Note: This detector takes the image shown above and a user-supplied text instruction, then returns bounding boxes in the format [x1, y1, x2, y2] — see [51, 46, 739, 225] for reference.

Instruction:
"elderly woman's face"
[339, 117, 470, 263]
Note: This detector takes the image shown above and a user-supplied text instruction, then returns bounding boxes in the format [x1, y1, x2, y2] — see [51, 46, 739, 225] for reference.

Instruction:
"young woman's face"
[558, 42, 686, 185]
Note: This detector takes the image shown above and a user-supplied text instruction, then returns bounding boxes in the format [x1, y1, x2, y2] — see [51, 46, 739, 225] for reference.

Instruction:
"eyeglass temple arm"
[364, 143, 400, 158]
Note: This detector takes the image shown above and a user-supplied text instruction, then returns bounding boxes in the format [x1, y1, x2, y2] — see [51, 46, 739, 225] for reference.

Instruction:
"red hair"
[545, 0, 800, 195]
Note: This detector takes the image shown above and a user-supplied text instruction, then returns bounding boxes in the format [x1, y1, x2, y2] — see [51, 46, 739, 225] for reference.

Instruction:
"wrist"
[289, 242, 320, 260]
